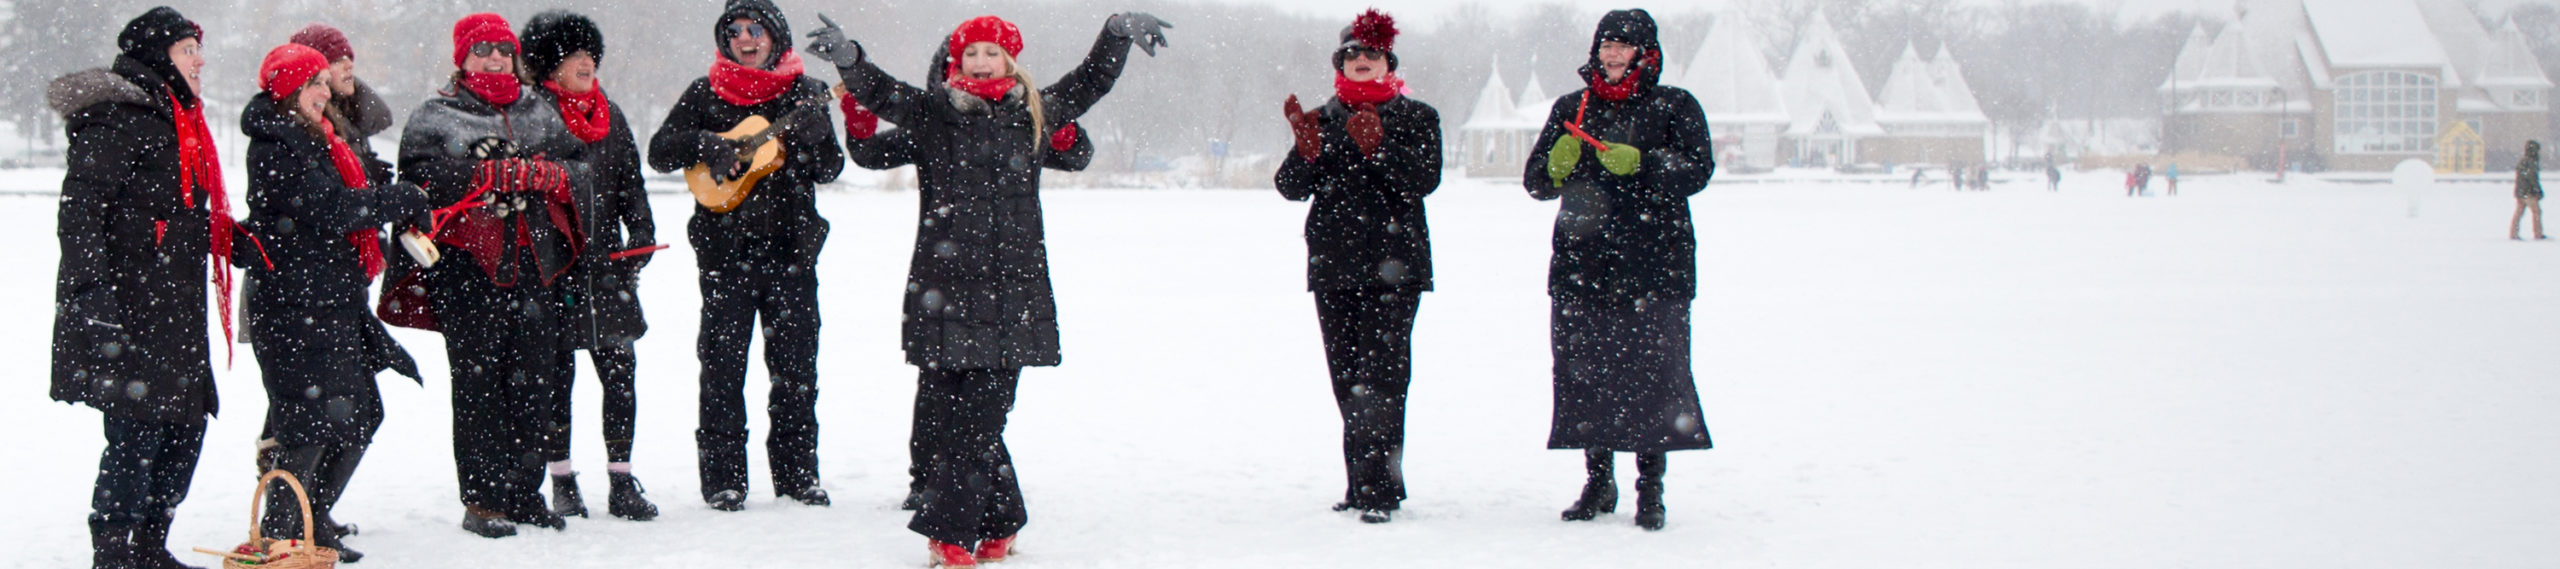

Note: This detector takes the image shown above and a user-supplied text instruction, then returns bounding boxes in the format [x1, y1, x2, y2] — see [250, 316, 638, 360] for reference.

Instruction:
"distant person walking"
[2046, 162, 2061, 191]
[2514, 140, 2544, 240]
[2164, 163, 2179, 196]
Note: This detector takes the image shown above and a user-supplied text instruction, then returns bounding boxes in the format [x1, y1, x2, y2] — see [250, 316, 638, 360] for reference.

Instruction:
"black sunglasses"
[726, 23, 767, 39]
[469, 42, 514, 57]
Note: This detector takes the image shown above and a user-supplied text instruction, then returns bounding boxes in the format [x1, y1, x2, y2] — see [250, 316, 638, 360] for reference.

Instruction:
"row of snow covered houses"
[1456, 0, 2555, 175]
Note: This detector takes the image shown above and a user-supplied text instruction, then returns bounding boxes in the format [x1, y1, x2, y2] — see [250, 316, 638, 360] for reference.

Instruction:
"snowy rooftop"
[2474, 22, 2555, 89]
[1875, 44, 1987, 126]
[1677, 10, 1789, 124]
[2302, 0, 2450, 68]
[1779, 10, 1884, 136]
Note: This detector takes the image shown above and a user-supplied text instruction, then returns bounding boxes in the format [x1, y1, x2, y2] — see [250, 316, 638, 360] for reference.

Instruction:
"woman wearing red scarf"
[520, 9, 662, 523]
[1273, 9, 1443, 526]
[1521, 9, 1717, 532]
[804, 9, 1171, 567]
[394, 11, 595, 538]
[643, 0, 843, 514]
[47, 8, 236, 568]
[236, 43, 433, 564]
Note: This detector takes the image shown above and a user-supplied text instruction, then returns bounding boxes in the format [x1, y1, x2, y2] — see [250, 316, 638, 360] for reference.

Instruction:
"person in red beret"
[391, 11, 595, 539]
[237, 42, 433, 564]
[289, 23, 396, 184]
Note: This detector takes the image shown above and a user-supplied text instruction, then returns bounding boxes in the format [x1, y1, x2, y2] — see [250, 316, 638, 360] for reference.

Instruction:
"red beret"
[947, 15, 1024, 63]
[259, 43, 329, 100]
[289, 23, 353, 63]
[451, 13, 517, 68]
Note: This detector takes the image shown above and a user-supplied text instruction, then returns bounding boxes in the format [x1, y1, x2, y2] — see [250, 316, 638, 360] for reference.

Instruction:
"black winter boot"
[460, 505, 516, 538]
[1561, 449, 1617, 522]
[130, 517, 202, 569]
[89, 519, 134, 569]
[607, 472, 659, 521]
[551, 473, 588, 518]
[313, 524, 363, 564]
[1634, 452, 1667, 531]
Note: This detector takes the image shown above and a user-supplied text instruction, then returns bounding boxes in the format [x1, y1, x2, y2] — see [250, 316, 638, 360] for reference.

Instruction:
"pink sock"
[607, 462, 633, 474]
[549, 460, 574, 476]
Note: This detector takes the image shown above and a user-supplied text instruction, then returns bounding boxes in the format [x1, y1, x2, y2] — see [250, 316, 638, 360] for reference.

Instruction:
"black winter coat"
[836, 26, 1136, 370]
[646, 75, 843, 271]
[1275, 96, 1441, 292]
[45, 56, 221, 423]
[396, 80, 595, 290]
[563, 100, 655, 349]
[852, 122, 1095, 172]
[1521, 85, 1715, 301]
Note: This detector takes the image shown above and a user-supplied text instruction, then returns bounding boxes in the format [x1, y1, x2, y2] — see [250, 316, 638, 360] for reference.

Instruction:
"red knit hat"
[945, 15, 1023, 71]
[290, 23, 353, 63]
[451, 13, 517, 67]
[259, 43, 329, 100]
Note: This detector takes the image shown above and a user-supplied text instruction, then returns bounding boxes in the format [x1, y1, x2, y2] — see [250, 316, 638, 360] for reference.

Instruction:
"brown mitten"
[1283, 95, 1322, 161]
[1346, 106, 1383, 157]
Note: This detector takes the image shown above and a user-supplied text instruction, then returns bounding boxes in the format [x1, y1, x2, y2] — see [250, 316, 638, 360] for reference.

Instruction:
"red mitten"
[840, 93, 878, 140]
[1283, 95, 1322, 161]
[1346, 106, 1384, 157]
[1050, 123, 1079, 152]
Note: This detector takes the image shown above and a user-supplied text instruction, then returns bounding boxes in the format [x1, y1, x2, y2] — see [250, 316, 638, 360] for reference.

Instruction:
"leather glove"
[1283, 95, 1321, 161]
[804, 14, 865, 68]
[1547, 136, 1583, 186]
[1599, 143, 1641, 176]
[1050, 123, 1079, 152]
[1346, 106, 1384, 157]
[467, 136, 519, 160]
[1107, 12, 1173, 56]
[697, 130, 742, 182]
[841, 92, 879, 140]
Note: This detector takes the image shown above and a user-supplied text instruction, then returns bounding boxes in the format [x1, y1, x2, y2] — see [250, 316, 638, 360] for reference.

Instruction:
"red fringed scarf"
[948, 75, 1018, 101]
[169, 92, 245, 366]
[710, 51, 804, 106]
[316, 119, 384, 280]
[544, 81, 611, 144]
[1335, 72, 1404, 106]
[463, 71, 522, 107]
[1584, 50, 1660, 102]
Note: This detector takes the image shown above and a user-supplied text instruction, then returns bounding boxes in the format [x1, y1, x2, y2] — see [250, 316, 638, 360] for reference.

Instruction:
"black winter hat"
[1580, 8, 1663, 87]
[716, 0, 791, 66]
[522, 11, 606, 82]
[116, 7, 201, 103]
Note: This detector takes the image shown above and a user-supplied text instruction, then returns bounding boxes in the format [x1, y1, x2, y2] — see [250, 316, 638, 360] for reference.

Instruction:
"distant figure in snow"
[1275, 8, 1442, 525]
[2047, 162, 2061, 191]
[2164, 163, 2180, 196]
[2515, 140, 2545, 240]
[2135, 163, 2153, 195]
[1911, 167, 1924, 189]
[1522, 8, 1714, 533]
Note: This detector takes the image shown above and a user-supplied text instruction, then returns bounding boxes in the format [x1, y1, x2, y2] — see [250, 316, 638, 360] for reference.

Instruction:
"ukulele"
[685, 85, 848, 213]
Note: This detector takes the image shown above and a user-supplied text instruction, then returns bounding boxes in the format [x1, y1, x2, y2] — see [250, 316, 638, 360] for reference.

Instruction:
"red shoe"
[929, 540, 978, 568]
[975, 535, 1016, 563]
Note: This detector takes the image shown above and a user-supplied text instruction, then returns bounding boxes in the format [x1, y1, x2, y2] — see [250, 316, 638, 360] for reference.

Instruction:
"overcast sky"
[1198, 0, 2558, 32]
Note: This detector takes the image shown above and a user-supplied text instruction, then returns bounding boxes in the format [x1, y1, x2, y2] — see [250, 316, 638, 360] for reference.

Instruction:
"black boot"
[1561, 449, 1617, 522]
[89, 519, 134, 569]
[1634, 452, 1667, 531]
[551, 473, 588, 518]
[607, 472, 659, 521]
[313, 524, 363, 564]
[459, 505, 516, 538]
[129, 517, 202, 569]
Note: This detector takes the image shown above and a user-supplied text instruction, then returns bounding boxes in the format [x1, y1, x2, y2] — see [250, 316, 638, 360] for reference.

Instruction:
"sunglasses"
[727, 23, 767, 39]
[468, 42, 514, 57]
[1343, 48, 1388, 61]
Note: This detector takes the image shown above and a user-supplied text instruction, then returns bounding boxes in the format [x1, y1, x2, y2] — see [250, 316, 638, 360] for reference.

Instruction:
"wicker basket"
[198, 470, 339, 569]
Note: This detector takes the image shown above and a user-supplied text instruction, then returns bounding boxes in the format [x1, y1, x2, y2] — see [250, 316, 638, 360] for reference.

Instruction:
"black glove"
[467, 136, 519, 160]
[67, 286, 134, 368]
[1107, 12, 1173, 57]
[697, 130, 742, 182]
[803, 14, 865, 68]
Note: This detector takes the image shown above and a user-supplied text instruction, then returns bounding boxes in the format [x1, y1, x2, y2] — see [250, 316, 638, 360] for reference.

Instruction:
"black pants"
[908, 368, 1025, 544]
[1314, 289, 1420, 511]
[695, 266, 821, 499]
[91, 416, 206, 526]
[546, 342, 639, 464]
[261, 443, 366, 539]
[430, 263, 562, 518]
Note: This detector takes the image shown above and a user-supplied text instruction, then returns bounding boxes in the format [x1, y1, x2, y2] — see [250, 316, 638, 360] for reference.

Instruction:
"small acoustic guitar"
[685, 85, 848, 213]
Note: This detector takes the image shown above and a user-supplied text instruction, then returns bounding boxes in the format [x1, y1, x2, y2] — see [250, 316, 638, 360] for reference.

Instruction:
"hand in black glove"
[1107, 12, 1173, 56]
[697, 131, 743, 182]
[467, 136, 519, 161]
[804, 14, 865, 68]
[68, 286, 134, 369]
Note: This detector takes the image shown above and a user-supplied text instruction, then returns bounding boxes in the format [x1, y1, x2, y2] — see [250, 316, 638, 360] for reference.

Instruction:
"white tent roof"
[1930, 46, 1987, 118]
[2303, 0, 2450, 69]
[2192, 23, 2281, 89]
[1460, 56, 1526, 131]
[1677, 9, 1788, 125]
[2474, 22, 2554, 89]
[1876, 44, 1989, 126]
[1778, 10, 1882, 136]
[2158, 24, 2212, 92]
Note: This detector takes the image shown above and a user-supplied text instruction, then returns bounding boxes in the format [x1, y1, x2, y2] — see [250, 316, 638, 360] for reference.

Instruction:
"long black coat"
[645, 75, 843, 271]
[563, 100, 655, 349]
[1274, 96, 1441, 292]
[837, 27, 1136, 370]
[237, 98, 428, 445]
[45, 56, 221, 424]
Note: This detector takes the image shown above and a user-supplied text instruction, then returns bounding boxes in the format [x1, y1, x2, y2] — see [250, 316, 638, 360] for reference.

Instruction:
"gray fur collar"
[47, 68, 152, 117]
[946, 83, 1027, 115]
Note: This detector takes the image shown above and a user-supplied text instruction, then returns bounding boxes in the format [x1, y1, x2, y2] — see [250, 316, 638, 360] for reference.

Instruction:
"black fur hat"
[522, 11, 605, 82]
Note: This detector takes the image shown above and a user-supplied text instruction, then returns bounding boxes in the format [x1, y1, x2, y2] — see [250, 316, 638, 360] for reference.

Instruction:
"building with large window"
[2159, 0, 2550, 172]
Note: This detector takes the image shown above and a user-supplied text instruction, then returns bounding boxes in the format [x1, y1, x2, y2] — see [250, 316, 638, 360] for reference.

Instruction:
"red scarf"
[1334, 72, 1404, 106]
[1585, 51, 1658, 102]
[948, 74, 1019, 101]
[463, 71, 521, 107]
[710, 51, 805, 106]
[316, 119, 384, 280]
[169, 93, 246, 366]
[545, 81, 612, 144]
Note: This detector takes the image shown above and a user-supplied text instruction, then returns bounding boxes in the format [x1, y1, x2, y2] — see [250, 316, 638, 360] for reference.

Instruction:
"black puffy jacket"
[1274, 96, 1441, 292]
[1522, 11, 1715, 302]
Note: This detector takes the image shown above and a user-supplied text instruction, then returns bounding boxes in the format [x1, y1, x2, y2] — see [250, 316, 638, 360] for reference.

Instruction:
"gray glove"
[1107, 12, 1172, 57]
[803, 14, 864, 68]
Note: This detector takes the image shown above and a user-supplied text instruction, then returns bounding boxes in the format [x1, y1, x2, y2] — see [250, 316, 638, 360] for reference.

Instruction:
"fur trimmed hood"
[48, 67, 153, 118]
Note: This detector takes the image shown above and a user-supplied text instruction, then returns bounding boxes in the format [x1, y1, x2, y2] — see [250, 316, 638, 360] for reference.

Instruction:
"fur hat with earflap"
[522, 10, 606, 82]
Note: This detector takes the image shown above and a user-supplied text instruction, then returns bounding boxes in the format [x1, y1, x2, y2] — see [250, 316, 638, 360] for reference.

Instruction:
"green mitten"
[1548, 136, 1584, 185]
[1600, 143, 1642, 176]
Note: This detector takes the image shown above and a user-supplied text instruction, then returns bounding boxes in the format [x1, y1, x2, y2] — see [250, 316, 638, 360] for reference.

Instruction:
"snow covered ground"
[3, 170, 2557, 568]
